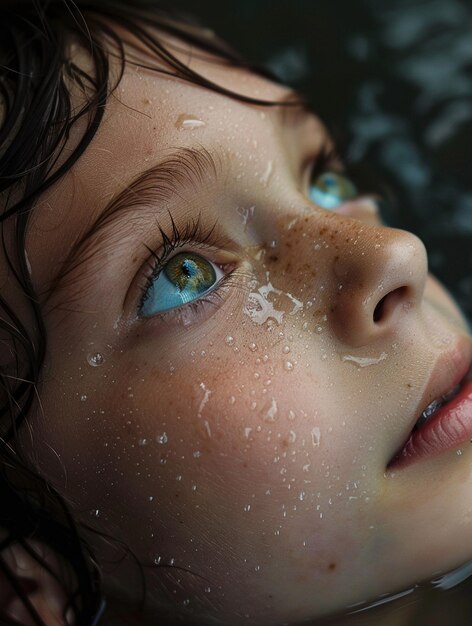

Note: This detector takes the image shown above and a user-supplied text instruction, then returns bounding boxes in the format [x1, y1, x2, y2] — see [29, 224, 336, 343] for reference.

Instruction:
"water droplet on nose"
[157, 433, 168, 444]
[87, 352, 104, 367]
[284, 361, 294, 371]
[225, 335, 235, 346]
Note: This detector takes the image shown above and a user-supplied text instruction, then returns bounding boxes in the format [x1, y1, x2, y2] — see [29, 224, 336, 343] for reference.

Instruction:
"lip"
[388, 338, 472, 470]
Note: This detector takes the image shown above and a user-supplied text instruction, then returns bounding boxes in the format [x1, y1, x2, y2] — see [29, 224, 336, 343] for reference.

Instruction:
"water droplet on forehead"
[175, 114, 206, 130]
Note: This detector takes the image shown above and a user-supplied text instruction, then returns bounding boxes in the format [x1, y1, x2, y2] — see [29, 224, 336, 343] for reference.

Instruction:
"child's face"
[19, 29, 472, 624]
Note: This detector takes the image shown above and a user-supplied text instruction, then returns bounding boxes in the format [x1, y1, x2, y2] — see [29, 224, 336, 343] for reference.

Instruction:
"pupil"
[182, 259, 196, 278]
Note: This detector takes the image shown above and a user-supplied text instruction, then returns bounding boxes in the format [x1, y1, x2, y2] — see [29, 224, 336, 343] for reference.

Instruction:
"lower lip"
[389, 378, 472, 469]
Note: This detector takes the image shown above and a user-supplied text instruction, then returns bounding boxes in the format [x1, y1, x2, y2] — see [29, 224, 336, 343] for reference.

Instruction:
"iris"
[309, 171, 358, 209]
[140, 252, 219, 316]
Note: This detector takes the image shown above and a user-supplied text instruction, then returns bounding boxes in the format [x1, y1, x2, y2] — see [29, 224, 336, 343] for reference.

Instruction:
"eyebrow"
[50, 145, 223, 290]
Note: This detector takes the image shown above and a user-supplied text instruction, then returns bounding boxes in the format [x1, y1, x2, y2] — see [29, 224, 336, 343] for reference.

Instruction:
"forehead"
[25, 28, 293, 293]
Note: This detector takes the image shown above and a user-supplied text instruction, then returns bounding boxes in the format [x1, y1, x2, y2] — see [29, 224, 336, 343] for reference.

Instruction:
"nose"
[328, 219, 428, 347]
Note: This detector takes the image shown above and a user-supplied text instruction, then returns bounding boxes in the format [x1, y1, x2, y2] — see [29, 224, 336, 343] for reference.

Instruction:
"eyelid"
[302, 143, 344, 192]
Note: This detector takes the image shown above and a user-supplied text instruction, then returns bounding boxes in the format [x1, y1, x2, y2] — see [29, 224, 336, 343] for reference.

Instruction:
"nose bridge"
[276, 210, 428, 348]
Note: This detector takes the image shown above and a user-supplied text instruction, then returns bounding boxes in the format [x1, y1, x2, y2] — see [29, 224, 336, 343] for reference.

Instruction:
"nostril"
[373, 287, 408, 323]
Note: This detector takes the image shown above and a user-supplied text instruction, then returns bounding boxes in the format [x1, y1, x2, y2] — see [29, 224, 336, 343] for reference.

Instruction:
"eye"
[309, 171, 358, 209]
[139, 251, 224, 317]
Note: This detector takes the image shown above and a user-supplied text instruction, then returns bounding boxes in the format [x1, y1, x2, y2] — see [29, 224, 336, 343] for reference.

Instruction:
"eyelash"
[138, 214, 237, 321]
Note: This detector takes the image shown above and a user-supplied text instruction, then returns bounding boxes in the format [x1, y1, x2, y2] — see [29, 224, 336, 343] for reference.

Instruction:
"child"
[0, 1, 471, 624]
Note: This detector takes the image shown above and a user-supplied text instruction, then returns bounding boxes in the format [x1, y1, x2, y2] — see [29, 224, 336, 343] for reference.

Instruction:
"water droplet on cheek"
[87, 352, 104, 367]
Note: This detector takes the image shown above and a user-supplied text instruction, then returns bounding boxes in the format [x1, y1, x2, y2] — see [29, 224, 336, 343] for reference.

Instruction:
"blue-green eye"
[309, 171, 358, 209]
[140, 252, 224, 317]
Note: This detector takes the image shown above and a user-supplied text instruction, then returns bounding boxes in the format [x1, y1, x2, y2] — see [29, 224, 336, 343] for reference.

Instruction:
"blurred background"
[171, 0, 472, 325]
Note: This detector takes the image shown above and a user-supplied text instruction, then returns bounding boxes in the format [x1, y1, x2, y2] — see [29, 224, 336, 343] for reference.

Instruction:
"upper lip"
[390, 337, 472, 462]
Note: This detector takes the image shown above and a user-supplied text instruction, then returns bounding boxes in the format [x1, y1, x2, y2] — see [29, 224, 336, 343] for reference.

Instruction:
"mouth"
[388, 344, 472, 470]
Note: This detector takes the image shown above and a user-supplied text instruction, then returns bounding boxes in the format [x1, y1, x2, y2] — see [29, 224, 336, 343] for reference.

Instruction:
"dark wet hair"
[0, 1, 297, 624]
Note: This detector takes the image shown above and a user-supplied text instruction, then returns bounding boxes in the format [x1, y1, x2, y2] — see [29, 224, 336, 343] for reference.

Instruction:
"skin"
[7, 24, 472, 626]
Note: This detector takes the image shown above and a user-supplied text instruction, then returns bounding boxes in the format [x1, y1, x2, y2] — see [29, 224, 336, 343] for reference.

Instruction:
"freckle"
[281, 439, 289, 449]
[243, 462, 248, 468]
[175, 493, 180, 498]
[268, 255, 279, 262]
[328, 562, 336, 571]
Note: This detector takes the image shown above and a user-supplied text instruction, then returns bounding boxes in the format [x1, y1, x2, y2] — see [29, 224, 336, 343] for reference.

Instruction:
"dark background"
[171, 0, 472, 324]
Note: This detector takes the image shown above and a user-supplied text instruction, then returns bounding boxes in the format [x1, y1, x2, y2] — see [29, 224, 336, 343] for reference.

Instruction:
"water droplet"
[154, 555, 162, 565]
[87, 352, 104, 367]
[288, 409, 296, 421]
[175, 114, 206, 130]
[288, 430, 297, 443]
[225, 335, 235, 346]
[315, 325, 323, 334]
[259, 160, 274, 186]
[138, 438, 149, 446]
[229, 395, 236, 405]
[311, 427, 321, 447]
[157, 433, 168, 445]
[265, 398, 278, 422]
[237, 205, 256, 227]
[342, 352, 388, 367]
[193, 450, 202, 458]
[244, 427, 253, 439]
[249, 342, 258, 352]
[284, 361, 294, 371]
[299, 491, 306, 501]
[80, 394, 87, 402]
[244, 504, 251, 512]
[283, 345, 290, 354]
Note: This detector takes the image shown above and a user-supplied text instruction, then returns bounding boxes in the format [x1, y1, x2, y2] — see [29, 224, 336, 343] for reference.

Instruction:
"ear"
[0, 539, 75, 626]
